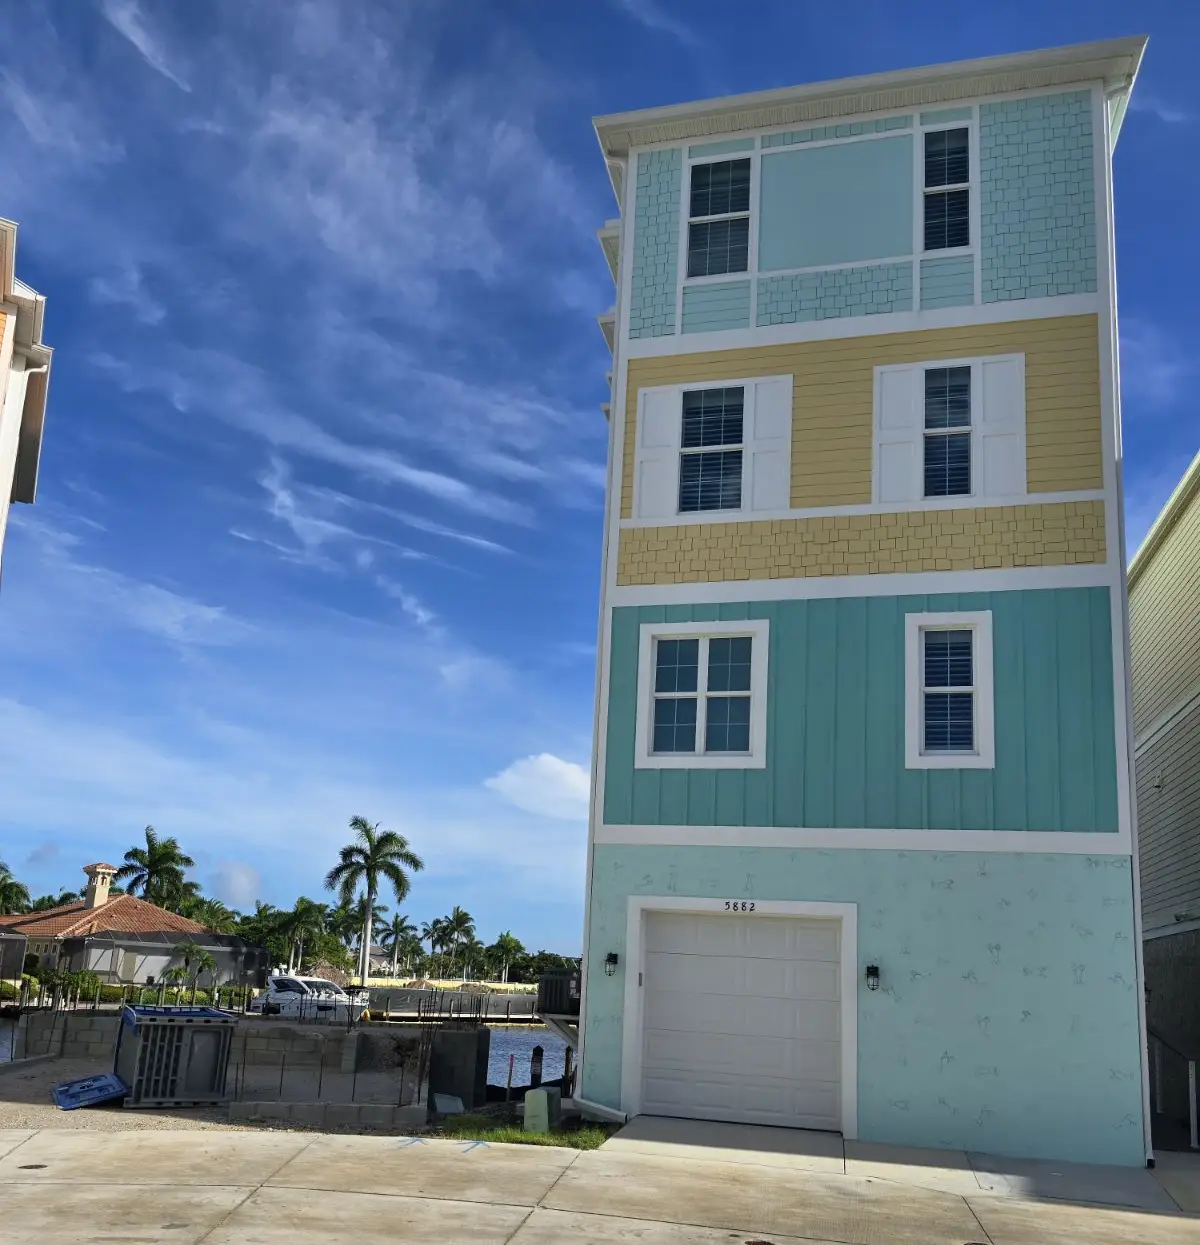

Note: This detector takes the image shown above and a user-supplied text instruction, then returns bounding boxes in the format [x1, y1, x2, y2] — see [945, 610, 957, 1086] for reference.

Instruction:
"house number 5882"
[724, 901, 756, 912]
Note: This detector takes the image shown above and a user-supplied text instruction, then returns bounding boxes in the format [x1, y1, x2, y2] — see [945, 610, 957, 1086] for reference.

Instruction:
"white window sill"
[908, 751, 994, 771]
[640, 752, 767, 771]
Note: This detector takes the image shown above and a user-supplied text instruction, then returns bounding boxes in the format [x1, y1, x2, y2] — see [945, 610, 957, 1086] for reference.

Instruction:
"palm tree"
[191, 898, 238, 934]
[30, 889, 82, 911]
[457, 935, 486, 982]
[0, 863, 31, 915]
[165, 878, 204, 917]
[277, 898, 328, 973]
[488, 931, 525, 984]
[379, 914, 418, 976]
[116, 826, 195, 906]
[328, 900, 361, 948]
[324, 816, 423, 983]
[443, 906, 475, 970]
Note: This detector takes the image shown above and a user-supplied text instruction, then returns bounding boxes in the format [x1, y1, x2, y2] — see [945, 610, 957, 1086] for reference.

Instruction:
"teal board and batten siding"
[603, 588, 1118, 832]
[629, 148, 681, 339]
[919, 256, 974, 309]
[979, 90, 1097, 302]
[758, 135, 913, 271]
[581, 846, 1144, 1165]
[681, 281, 751, 333]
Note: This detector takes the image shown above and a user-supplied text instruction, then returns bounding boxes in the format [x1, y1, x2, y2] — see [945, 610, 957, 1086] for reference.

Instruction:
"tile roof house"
[0, 863, 268, 987]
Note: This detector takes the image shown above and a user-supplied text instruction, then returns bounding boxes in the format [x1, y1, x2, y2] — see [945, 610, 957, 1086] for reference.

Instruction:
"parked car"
[249, 976, 367, 1020]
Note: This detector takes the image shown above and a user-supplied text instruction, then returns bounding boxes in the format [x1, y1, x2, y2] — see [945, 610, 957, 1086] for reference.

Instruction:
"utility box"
[523, 1086, 561, 1133]
[114, 1006, 236, 1108]
[428, 1027, 490, 1113]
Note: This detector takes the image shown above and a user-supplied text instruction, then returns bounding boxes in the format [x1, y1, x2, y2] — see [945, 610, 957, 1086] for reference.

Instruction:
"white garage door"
[640, 911, 842, 1131]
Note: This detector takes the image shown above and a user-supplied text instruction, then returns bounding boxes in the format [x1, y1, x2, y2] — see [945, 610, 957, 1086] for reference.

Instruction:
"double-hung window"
[923, 365, 971, 498]
[904, 612, 994, 769]
[923, 128, 970, 251]
[679, 386, 743, 512]
[687, 159, 751, 277]
[636, 620, 769, 769]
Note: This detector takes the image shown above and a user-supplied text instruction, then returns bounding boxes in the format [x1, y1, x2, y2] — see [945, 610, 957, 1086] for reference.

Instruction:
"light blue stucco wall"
[757, 263, 913, 325]
[759, 136, 913, 270]
[603, 588, 1119, 832]
[630, 148, 681, 339]
[920, 256, 975, 309]
[979, 90, 1098, 302]
[681, 280, 751, 333]
[581, 845, 1145, 1165]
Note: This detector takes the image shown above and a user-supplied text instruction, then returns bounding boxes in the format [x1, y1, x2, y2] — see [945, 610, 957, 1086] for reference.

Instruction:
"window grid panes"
[687, 159, 751, 278]
[924, 366, 971, 498]
[922, 628, 975, 753]
[651, 635, 754, 757]
[679, 387, 744, 513]
[923, 128, 970, 252]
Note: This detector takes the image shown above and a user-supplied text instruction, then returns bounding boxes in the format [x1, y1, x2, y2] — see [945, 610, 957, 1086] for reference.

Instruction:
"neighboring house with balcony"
[1129, 451, 1200, 1056]
[578, 38, 1150, 1167]
[0, 218, 52, 579]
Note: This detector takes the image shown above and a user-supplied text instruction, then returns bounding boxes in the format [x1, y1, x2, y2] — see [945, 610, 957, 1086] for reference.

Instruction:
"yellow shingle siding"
[616, 500, 1106, 586]
[619, 313, 1103, 518]
[1129, 478, 1200, 737]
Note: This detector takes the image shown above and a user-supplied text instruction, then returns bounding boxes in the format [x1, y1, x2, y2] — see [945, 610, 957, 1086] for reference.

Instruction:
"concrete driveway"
[1, 1119, 1198, 1244]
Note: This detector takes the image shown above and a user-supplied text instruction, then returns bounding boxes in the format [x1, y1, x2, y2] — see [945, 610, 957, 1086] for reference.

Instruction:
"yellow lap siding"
[620, 313, 1103, 517]
[616, 500, 1106, 586]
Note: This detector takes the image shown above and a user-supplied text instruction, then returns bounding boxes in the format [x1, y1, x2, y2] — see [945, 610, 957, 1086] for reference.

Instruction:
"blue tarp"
[52, 1073, 129, 1111]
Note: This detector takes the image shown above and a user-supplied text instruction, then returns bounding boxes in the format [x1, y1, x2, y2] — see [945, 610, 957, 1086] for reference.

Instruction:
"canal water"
[487, 1025, 568, 1087]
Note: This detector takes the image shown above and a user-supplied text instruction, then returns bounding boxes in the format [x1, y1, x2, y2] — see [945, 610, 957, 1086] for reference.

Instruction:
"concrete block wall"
[616, 500, 1107, 586]
[629, 148, 681, 339]
[228, 1100, 427, 1132]
[14, 1012, 121, 1061]
[229, 1023, 349, 1070]
[980, 90, 1097, 302]
[756, 262, 913, 326]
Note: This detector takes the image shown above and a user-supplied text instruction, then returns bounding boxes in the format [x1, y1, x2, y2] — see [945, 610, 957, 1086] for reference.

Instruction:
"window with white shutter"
[631, 376, 793, 522]
[873, 354, 1025, 506]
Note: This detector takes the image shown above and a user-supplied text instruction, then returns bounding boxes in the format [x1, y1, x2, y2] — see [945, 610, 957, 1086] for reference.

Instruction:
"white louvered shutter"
[978, 355, 1026, 499]
[747, 376, 793, 512]
[633, 388, 681, 520]
[874, 365, 922, 503]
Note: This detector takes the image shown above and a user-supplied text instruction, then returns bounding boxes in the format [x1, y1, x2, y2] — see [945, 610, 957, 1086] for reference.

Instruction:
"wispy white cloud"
[485, 753, 590, 821]
[0, 70, 122, 162]
[374, 575, 439, 631]
[88, 261, 166, 325]
[100, 0, 190, 91]
[1120, 319, 1192, 406]
[611, 0, 699, 47]
[1129, 95, 1189, 125]
[209, 859, 261, 910]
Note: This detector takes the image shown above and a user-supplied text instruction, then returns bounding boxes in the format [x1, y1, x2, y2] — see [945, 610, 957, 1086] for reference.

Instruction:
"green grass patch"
[437, 1113, 613, 1150]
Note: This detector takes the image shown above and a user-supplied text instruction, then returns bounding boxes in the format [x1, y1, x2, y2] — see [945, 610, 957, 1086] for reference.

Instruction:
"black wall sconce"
[865, 964, 881, 991]
[604, 952, 619, 976]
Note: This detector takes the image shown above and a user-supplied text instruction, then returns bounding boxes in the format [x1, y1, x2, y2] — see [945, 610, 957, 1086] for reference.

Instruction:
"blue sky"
[0, 2, 1194, 954]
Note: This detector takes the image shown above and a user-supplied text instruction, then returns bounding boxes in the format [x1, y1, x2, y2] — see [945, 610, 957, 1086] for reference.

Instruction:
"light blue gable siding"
[603, 588, 1119, 832]
[759, 135, 913, 270]
[688, 138, 755, 157]
[979, 91, 1098, 302]
[919, 106, 972, 125]
[757, 263, 913, 324]
[920, 256, 974, 309]
[581, 845, 1144, 1166]
[629, 148, 681, 339]
[681, 281, 751, 333]
[761, 116, 911, 148]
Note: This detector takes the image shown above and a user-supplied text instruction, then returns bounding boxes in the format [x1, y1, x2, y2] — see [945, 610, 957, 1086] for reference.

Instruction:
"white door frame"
[619, 896, 859, 1137]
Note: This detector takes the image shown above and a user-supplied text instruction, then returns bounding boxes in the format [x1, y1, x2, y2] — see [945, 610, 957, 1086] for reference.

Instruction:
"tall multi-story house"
[579, 38, 1150, 1166]
[0, 218, 52, 578]
[1128, 450, 1200, 1129]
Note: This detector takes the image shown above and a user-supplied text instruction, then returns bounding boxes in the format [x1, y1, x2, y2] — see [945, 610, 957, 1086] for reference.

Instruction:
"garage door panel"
[645, 951, 840, 999]
[640, 910, 844, 1132]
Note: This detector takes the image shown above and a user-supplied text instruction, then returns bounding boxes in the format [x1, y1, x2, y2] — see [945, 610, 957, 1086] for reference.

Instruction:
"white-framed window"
[686, 158, 752, 278]
[904, 611, 994, 769]
[874, 354, 1025, 506]
[634, 619, 769, 769]
[922, 126, 970, 252]
[632, 375, 792, 522]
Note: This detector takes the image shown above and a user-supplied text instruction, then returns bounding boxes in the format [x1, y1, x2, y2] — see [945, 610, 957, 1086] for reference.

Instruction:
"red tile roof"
[0, 895, 207, 939]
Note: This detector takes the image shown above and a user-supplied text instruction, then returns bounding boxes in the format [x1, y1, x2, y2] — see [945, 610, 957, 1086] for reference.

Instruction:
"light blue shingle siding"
[762, 116, 912, 148]
[980, 91, 1098, 302]
[629, 148, 682, 339]
[757, 262, 913, 325]
[920, 256, 975, 309]
[681, 281, 752, 333]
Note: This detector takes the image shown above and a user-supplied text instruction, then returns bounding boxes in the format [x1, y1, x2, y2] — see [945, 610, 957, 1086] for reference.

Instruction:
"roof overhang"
[594, 37, 1148, 163]
[1128, 449, 1200, 588]
[0, 218, 53, 504]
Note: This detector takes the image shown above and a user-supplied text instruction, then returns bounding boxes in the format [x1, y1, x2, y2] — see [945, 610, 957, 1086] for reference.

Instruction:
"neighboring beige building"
[1129, 449, 1200, 1053]
[0, 218, 52, 579]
